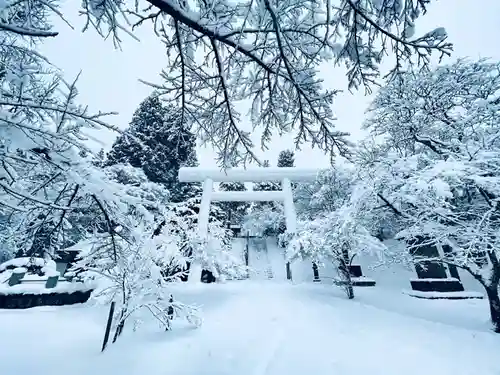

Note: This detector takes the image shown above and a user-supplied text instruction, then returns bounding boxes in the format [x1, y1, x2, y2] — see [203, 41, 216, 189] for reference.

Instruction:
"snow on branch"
[80, 0, 451, 166]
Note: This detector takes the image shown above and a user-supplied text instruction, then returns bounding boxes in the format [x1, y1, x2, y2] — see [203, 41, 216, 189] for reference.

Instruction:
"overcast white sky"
[41, 0, 500, 168]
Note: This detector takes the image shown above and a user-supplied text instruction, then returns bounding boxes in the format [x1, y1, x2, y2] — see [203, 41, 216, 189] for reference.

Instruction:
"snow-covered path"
[98, 282, 499, 375]
[1, 282, 500, 375]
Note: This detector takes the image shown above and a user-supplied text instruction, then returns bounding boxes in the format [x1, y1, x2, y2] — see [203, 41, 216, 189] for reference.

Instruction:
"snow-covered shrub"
[191, 222, 248, 281]
[291, 184, 385, 298]
[72, 207, 202, 342]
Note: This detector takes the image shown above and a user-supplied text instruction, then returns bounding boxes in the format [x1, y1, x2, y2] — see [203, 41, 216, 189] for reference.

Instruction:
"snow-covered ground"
[1, 280, 499, 375]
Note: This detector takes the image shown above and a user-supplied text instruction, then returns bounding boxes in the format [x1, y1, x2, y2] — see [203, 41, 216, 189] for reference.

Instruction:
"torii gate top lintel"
[178, 167, 325, 183]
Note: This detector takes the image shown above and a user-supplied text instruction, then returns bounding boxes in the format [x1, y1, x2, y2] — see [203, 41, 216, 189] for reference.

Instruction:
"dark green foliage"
[92, 148, 106, 168]
[277, 149, 295, 168]
[253, 160, 279, 192]
[218, 182, 248, 226]
[106, 94, 200, 202]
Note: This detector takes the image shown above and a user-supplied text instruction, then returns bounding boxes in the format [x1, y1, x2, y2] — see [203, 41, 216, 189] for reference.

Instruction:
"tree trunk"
[112, 308, 126, 343]
[340, 244, 354, 300]
[485, 285, 500, 333]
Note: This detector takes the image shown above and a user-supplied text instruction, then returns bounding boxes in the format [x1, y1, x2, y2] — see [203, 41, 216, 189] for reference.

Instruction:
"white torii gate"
[178, 167, 326, 281]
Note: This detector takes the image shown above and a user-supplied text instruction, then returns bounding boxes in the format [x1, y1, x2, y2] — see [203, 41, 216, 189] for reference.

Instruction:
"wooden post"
[101, 301, 115, 352]
[312, 262, 320, 282]
[244, 232, 250, 267]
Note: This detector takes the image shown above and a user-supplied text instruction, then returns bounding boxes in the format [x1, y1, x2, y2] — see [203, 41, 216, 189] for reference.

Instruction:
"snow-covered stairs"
[266, 265, 274, 279]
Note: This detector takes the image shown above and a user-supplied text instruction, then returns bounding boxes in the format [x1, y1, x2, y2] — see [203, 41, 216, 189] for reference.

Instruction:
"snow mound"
[0, 281, 95, 295]
[0, 257, 56, 273]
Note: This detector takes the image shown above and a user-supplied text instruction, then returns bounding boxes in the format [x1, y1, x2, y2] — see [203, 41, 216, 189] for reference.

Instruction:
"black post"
[286, 262, 292, 280]
[244, 232, 250, 267]
[312, 262, 320, 282]
[166, 295, 174, 331]
[101, 301, 115, 352]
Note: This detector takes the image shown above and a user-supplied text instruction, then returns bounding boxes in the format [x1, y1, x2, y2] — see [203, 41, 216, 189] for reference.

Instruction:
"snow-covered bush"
[243, 204, 284, 237]
[72, 205, 202, 342]
[192, 222, 248, 281]
[291, 184, 385, 298]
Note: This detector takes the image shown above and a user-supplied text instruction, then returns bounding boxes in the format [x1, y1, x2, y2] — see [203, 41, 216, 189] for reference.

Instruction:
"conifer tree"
[218, 182, 248, 227]
[253, 160, 278, 192]
[277, 149, 295, 168]
[106, 94, 200, 202]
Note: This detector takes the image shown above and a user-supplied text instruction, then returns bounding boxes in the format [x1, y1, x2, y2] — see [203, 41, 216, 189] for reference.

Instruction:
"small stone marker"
[8, 267, 26, 286]
[45, 270, 60, 289]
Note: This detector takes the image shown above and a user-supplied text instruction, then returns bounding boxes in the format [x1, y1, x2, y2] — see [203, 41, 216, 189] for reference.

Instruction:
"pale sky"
[41, 0, 500, 168]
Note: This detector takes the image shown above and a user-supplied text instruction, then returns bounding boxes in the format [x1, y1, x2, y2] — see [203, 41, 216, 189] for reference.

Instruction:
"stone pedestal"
[410, 278, 464, 292]
[333, 264, 376, 287]
[408, 238, 478, 299]
[348, 264, 376, 287]
[201, 269, 216, 283]
[0, 290, 92, 309]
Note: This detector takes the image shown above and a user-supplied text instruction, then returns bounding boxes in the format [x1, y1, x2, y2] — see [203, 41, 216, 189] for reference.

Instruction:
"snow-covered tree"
[295, 164, 353, 220]
[291, 184, 385, 298]
[80, 0, 450, 166]
[191, 221, 248, 281]
[0, 4, 119, 260]
[106, 94, 200, 202]
[0, 2, 202, 340]
[361, 59, 500, 332]
[72, 204, 202, 343]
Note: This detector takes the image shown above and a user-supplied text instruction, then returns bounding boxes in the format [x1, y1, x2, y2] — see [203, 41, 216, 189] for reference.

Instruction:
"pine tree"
[277, 149, 295, 168]
[92, 148, 106, 168]
[253, 160, 279, 192]
[106, 94, 200, 202]
[218, 182, 248, 227]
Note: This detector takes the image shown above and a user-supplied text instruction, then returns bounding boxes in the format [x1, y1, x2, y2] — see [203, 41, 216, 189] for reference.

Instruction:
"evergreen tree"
[253, 160, 279, 192]
[106, 94, 200, 202]
[92, 148, 106, 168]
[218, 182, 248, 227]
[277, 149, 295, 168]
